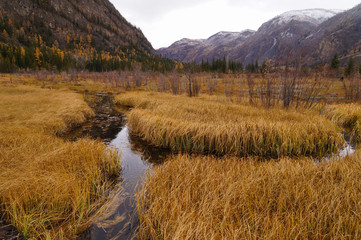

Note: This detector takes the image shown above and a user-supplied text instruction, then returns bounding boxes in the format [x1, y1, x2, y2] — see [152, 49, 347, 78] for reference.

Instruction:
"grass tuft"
[138, 153, 361, 239]
[322, 103, 361, 143]
[116, 92, 344, 157]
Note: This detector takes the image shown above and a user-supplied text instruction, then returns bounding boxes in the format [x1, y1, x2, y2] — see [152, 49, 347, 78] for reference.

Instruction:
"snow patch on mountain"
[173, 38, 204, 46]
[280, 28, 294, 38]
[271, 9, 343, 26]
[205, 30, 255, 45]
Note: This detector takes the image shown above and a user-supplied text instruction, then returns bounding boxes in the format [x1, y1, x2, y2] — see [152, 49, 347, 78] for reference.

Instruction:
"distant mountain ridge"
[158, 30, 255, 63]
[158, 5, 361, 65]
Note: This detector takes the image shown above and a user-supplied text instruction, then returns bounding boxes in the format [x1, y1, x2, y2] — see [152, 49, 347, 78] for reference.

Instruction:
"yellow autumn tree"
[34, 47, 42, 68]
[58, 50, 64, 62]
[2, 29, 9, 38]
[18, 27, 25, 36]
[178, 63, 184, 70]
[66, 35, 71, 45]
[20, 47, 25, 58]
[87, 34, 92, 45]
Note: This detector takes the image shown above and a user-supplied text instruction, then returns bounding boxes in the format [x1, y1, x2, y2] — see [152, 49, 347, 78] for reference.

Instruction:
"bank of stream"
[63, 92, 169, 240]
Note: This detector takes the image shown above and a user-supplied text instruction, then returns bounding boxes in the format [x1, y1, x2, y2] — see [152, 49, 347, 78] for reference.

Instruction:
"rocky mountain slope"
[158, 6, 361, 65]
[0, 0, 153, 53]
[299, 4, 361, 64]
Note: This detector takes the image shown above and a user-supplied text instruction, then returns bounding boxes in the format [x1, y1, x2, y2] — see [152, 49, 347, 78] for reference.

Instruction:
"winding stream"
[72, 92, 169, 240]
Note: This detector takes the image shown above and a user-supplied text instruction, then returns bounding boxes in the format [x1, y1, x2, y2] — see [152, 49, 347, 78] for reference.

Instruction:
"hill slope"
[0, 0, 173, 72]
[299, 4, 361, 64]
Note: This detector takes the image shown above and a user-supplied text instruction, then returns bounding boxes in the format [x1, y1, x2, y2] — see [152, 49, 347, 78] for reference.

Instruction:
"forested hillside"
[0, 0, 174, 72]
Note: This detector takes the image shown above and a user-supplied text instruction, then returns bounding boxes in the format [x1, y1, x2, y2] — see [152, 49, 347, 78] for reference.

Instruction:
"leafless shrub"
[299, 72, 330, 109]
[206, 74, 218, 94]
[170, 71, 181, 95]
[61, 72, 69, 85]
[157, 74, 168, 92]
[342, 75, 360, 101]
[36, 70, 49, 88]
[246, 74, 255, 105]
[134, 64, 142, 87]
[259, 76, 276, 109]
[184, 72, 200, 97]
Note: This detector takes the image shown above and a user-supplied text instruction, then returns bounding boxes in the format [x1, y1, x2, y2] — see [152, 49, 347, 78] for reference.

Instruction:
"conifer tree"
[330, 53, 340, 70]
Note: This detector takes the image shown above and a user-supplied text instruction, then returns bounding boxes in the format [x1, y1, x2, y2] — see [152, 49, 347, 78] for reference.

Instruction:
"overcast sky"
[109, 0, 360, 49]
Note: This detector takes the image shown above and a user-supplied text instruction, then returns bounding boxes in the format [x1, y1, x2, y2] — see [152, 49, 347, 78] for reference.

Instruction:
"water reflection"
[81, 126, 169, 240]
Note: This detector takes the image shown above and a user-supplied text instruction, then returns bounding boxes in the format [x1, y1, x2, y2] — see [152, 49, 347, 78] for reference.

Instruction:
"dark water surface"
[79, 126, 168, 240]
[72, 93, 169, 240]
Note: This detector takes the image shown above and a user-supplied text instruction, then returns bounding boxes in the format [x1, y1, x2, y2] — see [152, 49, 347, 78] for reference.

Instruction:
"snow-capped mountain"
[231, 8, 341, 64]
[268, 9, 343, 27]
[158, 30, 255, 63]
[158, 5, 361, 65]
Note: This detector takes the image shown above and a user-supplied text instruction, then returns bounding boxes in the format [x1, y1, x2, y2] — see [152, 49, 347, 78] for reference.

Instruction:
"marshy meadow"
[1, 70, 361, 239]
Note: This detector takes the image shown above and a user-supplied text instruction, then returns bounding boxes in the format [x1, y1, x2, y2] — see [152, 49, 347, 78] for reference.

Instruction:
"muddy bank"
[0, 215, 24, 240]
[61, 92, 124, 143]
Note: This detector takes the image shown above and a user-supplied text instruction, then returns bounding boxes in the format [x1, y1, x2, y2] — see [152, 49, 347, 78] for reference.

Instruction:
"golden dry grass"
[116, 92, 343, 157]
[137, 153, 361, 240]
[322, 104, 361, 143]
[0, 86, 120, 239]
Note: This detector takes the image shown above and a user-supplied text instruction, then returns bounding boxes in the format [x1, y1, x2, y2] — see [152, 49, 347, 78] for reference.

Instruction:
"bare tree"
[170, 71, 181, 95]
[158, 74, 168, 92]
[206, 73, 218, 94]
[246, 74, 255, 105]
[134, 64, 142, 87]
[185, 72, 200, 97]
[183, 65, 200, 97]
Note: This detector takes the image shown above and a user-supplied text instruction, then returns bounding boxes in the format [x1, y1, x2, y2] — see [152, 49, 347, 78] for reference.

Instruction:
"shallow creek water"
[79, 125, 169, 240]
[68, 92, 169, 240]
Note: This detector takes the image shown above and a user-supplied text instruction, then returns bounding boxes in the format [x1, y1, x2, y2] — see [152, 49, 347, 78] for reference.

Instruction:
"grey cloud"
[226, 0, 357, 11]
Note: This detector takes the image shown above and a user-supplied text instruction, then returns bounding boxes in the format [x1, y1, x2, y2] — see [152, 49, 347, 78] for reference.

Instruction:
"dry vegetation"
[322, 103, 361, 143]
[0, 86, 120, 239]
[1, 71, 359, 240]
[138, 153, 361, 240]
[116, 91, 344, 157]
